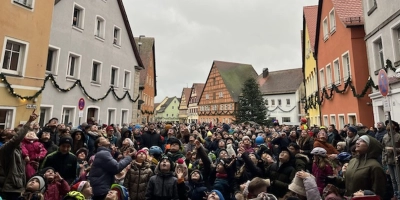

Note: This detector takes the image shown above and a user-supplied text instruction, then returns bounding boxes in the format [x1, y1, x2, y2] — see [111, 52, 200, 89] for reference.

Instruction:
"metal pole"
[79, 117, 81, 127]
[388, 111, 400, 191]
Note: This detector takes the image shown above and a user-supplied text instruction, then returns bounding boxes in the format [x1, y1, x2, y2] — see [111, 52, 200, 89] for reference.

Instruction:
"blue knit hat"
[211, 190, 225, 200]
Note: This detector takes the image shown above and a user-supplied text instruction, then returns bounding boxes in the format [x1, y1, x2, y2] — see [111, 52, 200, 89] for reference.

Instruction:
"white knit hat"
[288, 175, 316, 197]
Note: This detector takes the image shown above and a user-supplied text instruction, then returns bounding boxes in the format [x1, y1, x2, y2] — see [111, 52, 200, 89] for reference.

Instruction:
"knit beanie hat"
[255, 136, 264, 145]
[189, 169, 203, 181]
[288, 174, 315, 197]
[211, 190, 225, 200]
[359, 135, 370, 146]
[71, 181, 87, 192]
[207, 131, 213, 137]
[106, 126, 114, 132]
[242, 135, 251, 141]
[28, 175, 46, 193]
[168, 137, 181, 148]
[136, 149, 147, 160]
[175, 158, 188, 180]
[124, 138, 134, 147]
[110, 184, 129, 200]
[348, 126, 357, 134]
[59, 137, 73, 146]
[75, 148, 88, 157]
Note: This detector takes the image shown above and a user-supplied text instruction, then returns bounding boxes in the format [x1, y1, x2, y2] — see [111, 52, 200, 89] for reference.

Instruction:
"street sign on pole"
[78, 98, 85, 110]
[378, 69, 389, 97]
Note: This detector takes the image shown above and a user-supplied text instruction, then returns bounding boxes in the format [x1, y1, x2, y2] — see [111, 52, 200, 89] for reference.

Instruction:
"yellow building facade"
[0, 1, 54, 128]
[303, 5, 320, 126]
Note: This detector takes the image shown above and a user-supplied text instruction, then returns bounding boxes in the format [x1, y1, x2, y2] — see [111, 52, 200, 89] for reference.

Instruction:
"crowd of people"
[0, 112, 399, 200]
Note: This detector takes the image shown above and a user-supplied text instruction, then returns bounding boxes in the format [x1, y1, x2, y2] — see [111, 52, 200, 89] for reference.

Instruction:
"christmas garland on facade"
[198, 110, 234, 116]
[0, 73, 140, 102]
[141, 110, 154, 115]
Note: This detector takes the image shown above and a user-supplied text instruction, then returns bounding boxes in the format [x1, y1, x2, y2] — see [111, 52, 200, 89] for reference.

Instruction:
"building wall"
[264, 93, 299, 126]
[41, 0, 139, 126]
[198, 66, 235, 124]
[317, 0, 373, 128]
[304, 25, 321, 126]
[188, 85, 201, 124]
[363, 0, 400, 124]
[179, 91, 188, 122]
[140, 46, 156, 123]
[162, 98, 180, 122]
[0, 1, 53, 128]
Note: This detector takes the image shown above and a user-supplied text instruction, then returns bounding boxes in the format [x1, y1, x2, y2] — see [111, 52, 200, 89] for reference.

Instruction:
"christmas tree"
[234, 77, 267, 125]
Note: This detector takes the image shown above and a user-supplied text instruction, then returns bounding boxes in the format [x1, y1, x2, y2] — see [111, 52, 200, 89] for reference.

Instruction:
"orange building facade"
[315, 0, 373, 128]
[198, 61, 257, 124]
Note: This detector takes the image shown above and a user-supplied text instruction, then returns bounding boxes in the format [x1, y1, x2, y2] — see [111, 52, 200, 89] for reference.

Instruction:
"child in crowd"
[41, 167, 70, 200]
[17, 175, 46, 200]
[22, 131, 47, 180]
[71, 181, 93, 200]
[145, 156, 179, 199]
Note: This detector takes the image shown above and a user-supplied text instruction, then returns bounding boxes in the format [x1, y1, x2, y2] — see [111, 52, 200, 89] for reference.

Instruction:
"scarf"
[216, 173, 228, 179]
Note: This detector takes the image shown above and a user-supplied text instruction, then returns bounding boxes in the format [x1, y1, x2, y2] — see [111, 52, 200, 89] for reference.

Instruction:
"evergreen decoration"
[234, 77, 267, 125]
[198, 110, 234, 116]
[141, 110, 154, 115]
[0, 73, 140, 102]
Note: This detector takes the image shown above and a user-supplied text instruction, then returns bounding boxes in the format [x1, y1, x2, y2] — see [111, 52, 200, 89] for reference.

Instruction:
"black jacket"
[40, 150, 78, 184]
[265, 160, 295, 198]
[142, 130, 163, 149]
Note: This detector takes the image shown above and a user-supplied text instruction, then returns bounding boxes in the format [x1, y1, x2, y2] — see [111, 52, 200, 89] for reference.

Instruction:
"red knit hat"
[106, 126, 114, 131]
[71, 181, 87, 192]
[136, 149, 147, 160]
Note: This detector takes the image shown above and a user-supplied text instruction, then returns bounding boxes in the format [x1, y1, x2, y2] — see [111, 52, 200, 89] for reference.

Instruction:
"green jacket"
[344, 135, 386, 197]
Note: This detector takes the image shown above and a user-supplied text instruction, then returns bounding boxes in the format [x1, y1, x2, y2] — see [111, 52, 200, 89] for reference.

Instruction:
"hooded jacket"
[294, 153, 310, 172]
[265, 158, 295, 198]
[142, 130, 163, 149]
[124, 161, 153, 200]
[382, 131, 400, 165]
[188, 169, 208, 200]
[145, 158, 179, 200]
[344, 135, 386, 197]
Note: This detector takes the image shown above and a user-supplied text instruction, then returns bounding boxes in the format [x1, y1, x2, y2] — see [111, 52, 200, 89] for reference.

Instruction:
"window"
[62, 107, 74, 125]
[326, 64, 332, 87]
[393, 27, 400, 62]
[333, 59, 340, 84]
[91, 61, 101, 83]
[13, 0, 34, 9]
[67, 53, 80, 78]
[95, 16, 105, 39]
[319, 69, 325, 88]
[323, 18, 329, 41]
[72, 4, 85, 29]
[46, 46, 59, 74]
[265, 99, 268, 106]
[0, 108, 14, 129]
[172, 106, 174, 109]
[213, 92, 216, 100]
[329, 9, 336, 33]
[278, 99, 281, 106]
[271, 99, 275, 106]
[282, 117, 291, 123]
[338, 115, 345, 129]
[348, 114, 357, 125]
[323, 115, 328, 126]
[219, 92, 223, 98]
[110, 67, 119, 86]
[286, 99, 290, 106]
[108, 109, 116, 124]
[220, 104, 223, 110]
[342, 52, 351, 80]
[374, 39, 385, 69]
[206, 94, 209, 100]
[113, 26, 121, 46]
[330, 115, 336, 127]
[123, 70, 130, 89]
[367, 0, 377, 15]
[2, 39, 28, 76]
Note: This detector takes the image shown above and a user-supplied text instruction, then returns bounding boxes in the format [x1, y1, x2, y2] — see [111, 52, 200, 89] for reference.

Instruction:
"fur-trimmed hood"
[295, 153, 310, 163]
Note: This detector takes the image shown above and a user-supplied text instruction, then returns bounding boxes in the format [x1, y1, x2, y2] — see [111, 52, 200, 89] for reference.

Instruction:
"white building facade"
[263, 92, 300, 126]
[363, 0, 400, 124]
[40, 0, 143, 127]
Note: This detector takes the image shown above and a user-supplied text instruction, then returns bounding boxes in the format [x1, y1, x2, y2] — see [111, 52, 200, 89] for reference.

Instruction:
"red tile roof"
[303, 5, 318, 51]
[180, 88, 192, 107]
[193, 83, 205, 98]
[332, 0, 364, 26]
[258, 68, 303, 94]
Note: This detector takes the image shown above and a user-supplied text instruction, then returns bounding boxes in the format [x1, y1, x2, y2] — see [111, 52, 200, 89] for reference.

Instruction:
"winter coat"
[124, 161, 153, 200]
[382, 132, 400, 165]
[213, 177, 231, 200]
[313, 140, 338, 155]
[375, 128, 387, 143]
[312, 162, 333, 194]
[298, 136, 314, 157]
[327, 129, 341, 146]
[187, 169, 208, 200]
[43, 179, 70, 200]
[294, 153, 310, 172]
[167, 151, 185, 163]
[265, 160, 295, 198]
[40, 140, 58, 156]
[142, 130, 163, 149]
[345, 135, 359, 154]
[21, 138, 47, 179]
[145, 165, 179, 200]
[86, 131, 99, 156]
[0, 124, 31, 193]
[342, 135, 386, 197]
[89, 146, 132, 196]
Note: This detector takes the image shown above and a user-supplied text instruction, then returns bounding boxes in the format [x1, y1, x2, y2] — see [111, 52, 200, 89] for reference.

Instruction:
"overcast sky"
[123, 0, 318, 102]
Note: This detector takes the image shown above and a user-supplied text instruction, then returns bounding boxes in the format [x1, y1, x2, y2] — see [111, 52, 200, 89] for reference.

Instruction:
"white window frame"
[390, 22, 400, 62]
[38, 105, 54, 127]
[66, 52, 81, 79]
[329, 9, 336, 33]
[271, 99, 275, 106]
[323, 115, 329, 126]
[46, 45, 60, 75]
[113, 26, 121, 47]
[0, 106, 16, 129]
[12, 0, 35, 10]
[323, 17, 329, 41]
[372, 36, 385, 70]
[286, 99, 290, 106]
[123, 70, 131, 89]
[342, 51, 351, 80]
[91, 59, 102, 85]
[110, 66, 119, 87]
[338, 114, 345, 129]
[319, 69, 325, 89]
[85, 106, 100, 124]
[330, 114, 336, 127]
[94, 15, 106, 41]
[107, 108, 117, 125]
[282, 117, 291, 123]
[219, 92, 223, 98]
[72, 3, 85, 31]
[326, 64, 332, 87]
[60, 106, 76, 125]
[347, 113, 357, 125]
[206, 94, 209, 100]
[1, 37, 29, 76]
[121, 109, 129, 125]
[333, 58, 341, 85]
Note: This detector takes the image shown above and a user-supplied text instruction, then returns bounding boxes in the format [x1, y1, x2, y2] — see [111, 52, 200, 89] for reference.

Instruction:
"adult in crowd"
[0, 112, 38, 200]
[89, 137, 135, 200]
[141, 123, 163, 149]
[38, 127, 59, 156]
[375, 121, 387, 143]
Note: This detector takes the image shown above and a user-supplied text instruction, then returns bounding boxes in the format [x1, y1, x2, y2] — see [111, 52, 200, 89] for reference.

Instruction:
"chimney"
[262, 68, 269, 78]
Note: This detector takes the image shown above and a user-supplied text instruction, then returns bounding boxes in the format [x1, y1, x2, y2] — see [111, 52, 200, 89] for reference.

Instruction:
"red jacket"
[21, 138, 47, 161]
[44, 179, 70, 200]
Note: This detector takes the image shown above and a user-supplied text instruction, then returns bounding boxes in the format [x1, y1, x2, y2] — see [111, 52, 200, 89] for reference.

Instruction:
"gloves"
[325, 176, 337, 185]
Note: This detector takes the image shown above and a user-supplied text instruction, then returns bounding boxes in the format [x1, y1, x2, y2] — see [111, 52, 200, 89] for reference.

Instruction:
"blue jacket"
[88, 147, 132, 196]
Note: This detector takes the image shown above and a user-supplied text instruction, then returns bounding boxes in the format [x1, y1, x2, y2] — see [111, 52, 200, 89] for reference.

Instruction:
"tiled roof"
[135, 37, 156, 91]
[157, 97, 176, 113]
[258, 68, 303, 94]
[332, 0, 364, 26]
[214, 61, 258, 102]
[193, 83, 205, 97]
[180, 88, 192, 107]
[303, 5, 318, 50]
